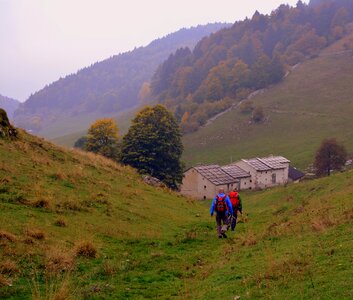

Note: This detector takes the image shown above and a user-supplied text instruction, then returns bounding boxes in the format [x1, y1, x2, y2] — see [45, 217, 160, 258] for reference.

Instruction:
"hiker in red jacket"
[210, 188, 233, 238]
[229, 187, 243, 231]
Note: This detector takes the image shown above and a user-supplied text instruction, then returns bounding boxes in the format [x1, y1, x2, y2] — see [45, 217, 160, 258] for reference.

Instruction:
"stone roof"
[242, 158, 271, 171]
[242, 156, 290, 171]
[194, 165, 237, 185]
[288, 166, 305, 181]
[222, 164, 251, 178]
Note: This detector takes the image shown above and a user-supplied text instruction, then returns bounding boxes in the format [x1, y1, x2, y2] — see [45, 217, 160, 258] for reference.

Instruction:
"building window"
[272, 173, 276, 184]
[203, 196, 206, 200]
[250, 180, 252, 183]
[204, 185, 207, 189]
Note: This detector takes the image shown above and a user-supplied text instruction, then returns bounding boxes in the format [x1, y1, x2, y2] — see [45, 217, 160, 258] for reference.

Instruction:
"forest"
[14, 24, 227, 132]
[151, 0, 353, 132]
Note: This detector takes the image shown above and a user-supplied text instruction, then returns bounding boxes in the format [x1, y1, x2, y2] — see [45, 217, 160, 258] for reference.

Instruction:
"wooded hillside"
[151, 0, 353, 132]
[14, 24, 228, 133]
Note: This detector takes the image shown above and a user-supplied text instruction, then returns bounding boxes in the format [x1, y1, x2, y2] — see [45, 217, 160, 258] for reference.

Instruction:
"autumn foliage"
[85, 118, 119, 160]
[151, 0, 353, 133]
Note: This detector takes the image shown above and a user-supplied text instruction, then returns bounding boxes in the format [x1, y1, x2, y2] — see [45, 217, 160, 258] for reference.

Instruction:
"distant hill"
[182, 33, 353, 169]
[151, 0, 353, 133]
[14, 23, 229, 135]
[0, 95, 19, 119]
[0, 124, 352, 298]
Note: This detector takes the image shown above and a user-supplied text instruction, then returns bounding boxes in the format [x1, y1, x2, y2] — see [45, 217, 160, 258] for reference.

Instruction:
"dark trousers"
[231, 209, 239, 231]
[216, 212, 229, 236]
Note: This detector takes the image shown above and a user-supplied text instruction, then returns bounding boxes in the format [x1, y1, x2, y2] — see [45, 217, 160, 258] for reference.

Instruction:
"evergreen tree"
[121, 105, 183, 189]
[85, 118, 119, 160]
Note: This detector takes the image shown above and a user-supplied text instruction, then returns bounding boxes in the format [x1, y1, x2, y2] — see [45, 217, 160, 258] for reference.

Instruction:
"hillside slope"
[0, 128, 205, 298]
[150, 0, 353, 134]
[182, 41, 353, 169]
[14, 23, 228, 137]
[0, 95, 19, 119]
[0, 128, 352, 299]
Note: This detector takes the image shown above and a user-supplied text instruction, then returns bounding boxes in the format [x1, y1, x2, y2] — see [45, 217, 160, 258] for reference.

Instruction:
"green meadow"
[183, 49, 353, 169]
[1, 130, 352, 299]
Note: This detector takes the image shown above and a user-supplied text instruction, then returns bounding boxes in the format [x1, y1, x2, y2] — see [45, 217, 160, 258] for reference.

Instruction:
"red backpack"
[215, 195, 227, 212]
[229, 191, 240, 207]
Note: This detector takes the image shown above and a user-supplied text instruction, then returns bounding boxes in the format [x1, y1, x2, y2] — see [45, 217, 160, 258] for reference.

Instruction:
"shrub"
[251, 106, 265, 123]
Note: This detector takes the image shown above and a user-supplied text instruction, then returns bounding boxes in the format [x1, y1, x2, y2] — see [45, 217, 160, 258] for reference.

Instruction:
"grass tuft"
[46, 248, 74, 275]
[54, 217, 67, 227]
[32, 198, 52, 209]
[0, 230, 17, 243]
[0, 274, 11, 287]
[26, 228, 46, 240]
[0, 260, 19, 276]
[75, 241, 98, 258]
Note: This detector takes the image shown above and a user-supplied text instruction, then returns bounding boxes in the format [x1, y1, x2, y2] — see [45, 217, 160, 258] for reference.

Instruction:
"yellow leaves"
[88, 118, 119, 140]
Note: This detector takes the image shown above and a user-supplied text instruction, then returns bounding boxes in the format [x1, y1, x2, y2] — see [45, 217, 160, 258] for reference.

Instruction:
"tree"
[121, 105, 183, 189]
[251, 106, 265, 123]
[314, 138, 347, 176]
[85, 118, 119, 160]
[74, 136, 87, 149]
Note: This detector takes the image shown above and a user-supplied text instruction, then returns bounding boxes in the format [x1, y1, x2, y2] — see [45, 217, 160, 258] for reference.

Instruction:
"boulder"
[0, 108, 17, 138]
[142, 175, 166, 188]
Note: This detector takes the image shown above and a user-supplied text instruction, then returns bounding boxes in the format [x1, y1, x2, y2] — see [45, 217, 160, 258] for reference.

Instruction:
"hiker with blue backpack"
[210, 188, 233, 238]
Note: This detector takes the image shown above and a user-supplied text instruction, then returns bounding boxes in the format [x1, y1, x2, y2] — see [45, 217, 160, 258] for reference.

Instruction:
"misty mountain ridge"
[0, 94, 20, 119]
[14, 23, 229, 133]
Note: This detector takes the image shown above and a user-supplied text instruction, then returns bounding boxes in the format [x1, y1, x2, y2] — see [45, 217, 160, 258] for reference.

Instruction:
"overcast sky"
[0, 0, 308, 102]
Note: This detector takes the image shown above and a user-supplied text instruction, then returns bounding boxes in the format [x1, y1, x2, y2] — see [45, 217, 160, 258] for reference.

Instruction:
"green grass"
[49, 106, 140, 147]
[1, 130, 353, 299]
[182, 48, 353, 170]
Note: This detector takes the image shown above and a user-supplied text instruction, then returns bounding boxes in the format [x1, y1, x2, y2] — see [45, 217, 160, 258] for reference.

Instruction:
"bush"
[251, 106, 265, 123]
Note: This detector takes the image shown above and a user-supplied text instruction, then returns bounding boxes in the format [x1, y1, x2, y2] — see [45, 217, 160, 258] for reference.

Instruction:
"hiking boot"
[218, 235, 223, 239]
[222, 232, 227, 238]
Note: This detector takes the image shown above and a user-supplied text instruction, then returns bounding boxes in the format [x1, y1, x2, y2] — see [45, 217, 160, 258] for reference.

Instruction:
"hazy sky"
[1, 0, 308, 102]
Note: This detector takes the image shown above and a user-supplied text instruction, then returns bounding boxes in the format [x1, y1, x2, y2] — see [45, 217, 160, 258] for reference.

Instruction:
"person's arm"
[210, 199, 216, 216]
[226, 196, 233, 215]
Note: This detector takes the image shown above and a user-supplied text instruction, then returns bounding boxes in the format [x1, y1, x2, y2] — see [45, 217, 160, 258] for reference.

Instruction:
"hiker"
[229, 187, 243, 231]
[210, 188, 233, 238]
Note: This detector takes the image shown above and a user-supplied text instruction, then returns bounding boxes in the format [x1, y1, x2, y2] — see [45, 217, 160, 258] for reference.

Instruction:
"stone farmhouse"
[180, 156, 291, 199]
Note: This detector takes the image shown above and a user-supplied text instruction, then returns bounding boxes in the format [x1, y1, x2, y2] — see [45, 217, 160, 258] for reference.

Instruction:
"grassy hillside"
[50, 106, 138, 147]
[1, 129, 352, 299]
[182, 45, 353, 169]
[0, 130, 204, 298]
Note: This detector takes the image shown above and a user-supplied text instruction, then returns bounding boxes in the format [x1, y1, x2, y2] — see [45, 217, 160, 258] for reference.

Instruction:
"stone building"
[180, 156, 291, 199]
[180, 165, 238, 200]
[234, 156, 290, 189]
[221, 164, 251, 190]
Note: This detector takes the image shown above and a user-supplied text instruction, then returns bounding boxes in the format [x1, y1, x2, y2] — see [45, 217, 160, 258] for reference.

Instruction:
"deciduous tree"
[314, 138, 347, 176]
[85, 118, 119, 160]
[121, 105, 183, 189]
